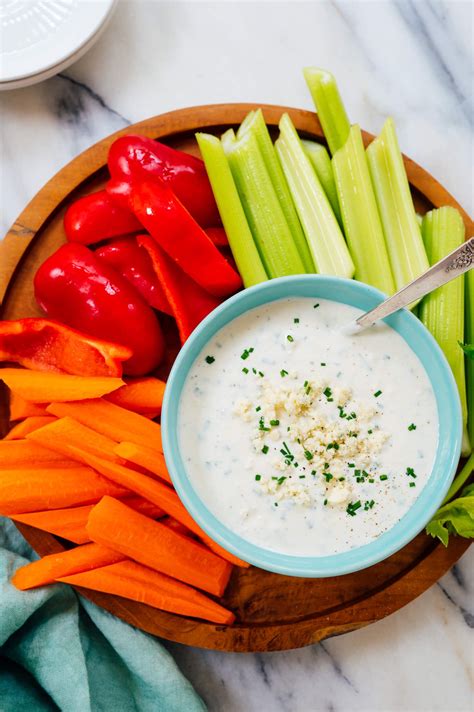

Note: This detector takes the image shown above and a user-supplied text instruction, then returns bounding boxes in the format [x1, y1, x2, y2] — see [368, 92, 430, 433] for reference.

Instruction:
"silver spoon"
[350, 236, 474, 333]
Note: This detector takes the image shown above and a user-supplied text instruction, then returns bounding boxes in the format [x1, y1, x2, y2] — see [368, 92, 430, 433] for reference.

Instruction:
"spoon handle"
[356, 237, 474, 329]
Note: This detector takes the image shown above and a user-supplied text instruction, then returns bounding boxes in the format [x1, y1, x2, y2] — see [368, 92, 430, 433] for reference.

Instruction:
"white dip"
[178, 297, 438, 556]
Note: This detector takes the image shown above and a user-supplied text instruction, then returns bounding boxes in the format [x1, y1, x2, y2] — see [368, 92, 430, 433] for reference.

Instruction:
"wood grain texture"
[1, 104, 472, 652]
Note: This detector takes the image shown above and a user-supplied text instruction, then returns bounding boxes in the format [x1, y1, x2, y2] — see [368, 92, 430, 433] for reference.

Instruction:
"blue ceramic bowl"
[162, 276, 462, 577]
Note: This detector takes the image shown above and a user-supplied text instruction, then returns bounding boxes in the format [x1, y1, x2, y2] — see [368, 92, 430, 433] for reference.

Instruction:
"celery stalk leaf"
[459, 341, 474, 359]
[426, 483, 474, 546]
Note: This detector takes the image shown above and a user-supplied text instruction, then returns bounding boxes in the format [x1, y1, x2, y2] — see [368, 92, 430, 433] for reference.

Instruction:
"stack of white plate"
[0, 0, 117, 91]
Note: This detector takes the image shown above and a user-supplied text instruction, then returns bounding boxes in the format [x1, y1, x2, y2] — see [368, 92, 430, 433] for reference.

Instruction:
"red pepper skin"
[129, 180, 242, 298]
[64, 190, 142, 245]
[95, 237, 172, 316]
[205, 227, 228, 247]
[107, 135, 221, 227]
[34, 244, 164, 376]
[139, 236, 220, 343]
[0, 318, 132, 377]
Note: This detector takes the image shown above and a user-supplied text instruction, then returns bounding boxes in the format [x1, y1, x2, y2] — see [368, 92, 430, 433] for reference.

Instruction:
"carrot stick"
[27, 417, 119, 463]
[0, 440, 77, 468]
[47, 399, 162, 452]
[0, 467, 126, 515]
[10, 495, 165, 545]
[0, 368, 124, 402]
[59, 560, 235, 624]
[73, 449, 249, 568]
[105, 377, 166, 413]
[9, 393, 47, 420]
[12, 542, 126, 590]
[86, 496, 232, 596]
[114, 442, 171, 483]
[160, 516, 194, 538]
[4, 416, 57, 440]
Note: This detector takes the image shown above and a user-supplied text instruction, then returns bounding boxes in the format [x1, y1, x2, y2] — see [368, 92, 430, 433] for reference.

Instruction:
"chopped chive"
[269, 419, 280, 426]
[324, 472, 333, 482]
[255, 474, 261, 481]
[348, 463, 355, 468]
[249, 347, 254, 353]
[323, 498, 328, 505]
[258, 416, 270, 432]
[242, 367, 249, 374]
[299, 475, 306, 479]
[380, 474, 388, 481]
[294, 317, 300, 323]
[348, 431, 358, 438]
[280, 369, 288, 377]
[324, 463, 329, 470]
[277, 476, 287, 486]
[409, 482, 416, 488]
[241, 349, 250, 360]
[311, 469, 317, 475]
[367, 429, 373, 434]
[205, 355, 215, 364]
[252, 368, 257, 374]
[286, 334, 294, 342]
[304, 450, 314, 461]
[406, 467, 417, 478]
[338, 406, 347, 419]
[326, 441, 340, 451]
[261, 445, 269, 454]
[369, 478, 375, 483]
[408, 423, 417, 431]
[346, 500, 362, 516]
[323, 386, 333, 401]
[338, 477, 345, 481]
[320, 362, 326, 366]
[255, 406, 261, 412]
[258, 371, 265, 377]
[274, 502, 279, 507]
[374, 390, 382, 397]
[313, 303, 320, 308]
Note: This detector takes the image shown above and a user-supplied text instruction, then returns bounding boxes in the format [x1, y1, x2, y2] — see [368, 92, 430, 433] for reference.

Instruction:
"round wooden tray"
[1, 104, 472, 653]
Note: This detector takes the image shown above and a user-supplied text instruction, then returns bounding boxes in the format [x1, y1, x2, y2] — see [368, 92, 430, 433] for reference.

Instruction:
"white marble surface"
[1, 1, 473, 710]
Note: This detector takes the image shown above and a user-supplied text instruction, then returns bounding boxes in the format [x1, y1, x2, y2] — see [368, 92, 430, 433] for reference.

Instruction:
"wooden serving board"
[0, 104, 472, 653]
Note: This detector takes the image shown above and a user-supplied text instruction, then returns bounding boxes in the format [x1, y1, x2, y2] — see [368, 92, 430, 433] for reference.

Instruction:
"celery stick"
[303, 68, 350, 155]
[237, 109, 315, 272]
[466, 265, 474, 447]
[195, 133, 267, 288]
[301, 139, 342, 226]
[332, 125, 395, 294]
[367, 118, 429, 300]
[419, 207, 470, 455]
[275, 114, 354, 278]
[222, 129, 307, 278]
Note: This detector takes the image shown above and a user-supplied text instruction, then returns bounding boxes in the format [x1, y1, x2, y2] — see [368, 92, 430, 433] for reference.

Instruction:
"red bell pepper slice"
[94, 237, 172, 315]
[205, 227, 228, 247]
[139, 236, 220, 343]
[107, 135, 221, 228]
[128, 179, 242, 298]
[0, 318, 132, 377]
[64, 190, 142, 245]
[34, 244, 164, 376]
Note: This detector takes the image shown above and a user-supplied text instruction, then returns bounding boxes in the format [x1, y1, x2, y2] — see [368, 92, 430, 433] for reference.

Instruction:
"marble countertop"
[1, 1, 472, 710]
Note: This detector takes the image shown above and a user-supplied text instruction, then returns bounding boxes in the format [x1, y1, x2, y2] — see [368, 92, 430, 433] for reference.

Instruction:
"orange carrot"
[113, 442, 171, 483]
[59, 560, 235, 624]
[0, 440, 77, 468]
[0, 368, 124, 402]
[160, 516, 194, 538]
[0, 466, 126, 515]
[86, 496, 232, 596]
[105, 377, 166, 413]
[73, 449, 249, 568]
[10, 495, 165, 545]
[27, 417, 119, 463]
[9, 393, 47, 420]
[12, 542, 126, 590]
[4, 416, 57, 440]
[47, 399, 162, 452]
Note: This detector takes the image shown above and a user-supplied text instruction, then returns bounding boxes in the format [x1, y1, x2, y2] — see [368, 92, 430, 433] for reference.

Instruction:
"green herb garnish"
[280, 369, 288, 377]
[286, 334, 294, 342]
[255, 474, 261, 481]
[261, 445, 269, 454]
[346, 501, 362, 516]
[408, 423, 417, 431]
[374, 389, 382, 397]
[205, 355, 215, 364]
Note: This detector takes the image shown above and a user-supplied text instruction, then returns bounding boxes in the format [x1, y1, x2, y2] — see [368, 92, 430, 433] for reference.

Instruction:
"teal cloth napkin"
[0, 517, 206, 712]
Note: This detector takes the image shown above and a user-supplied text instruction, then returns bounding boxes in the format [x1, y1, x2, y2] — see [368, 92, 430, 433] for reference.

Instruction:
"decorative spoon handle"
[355, 237, 474, 330]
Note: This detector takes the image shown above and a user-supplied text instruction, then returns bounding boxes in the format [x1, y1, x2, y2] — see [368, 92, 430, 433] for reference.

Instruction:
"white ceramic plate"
[0, 0, 117, 90]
